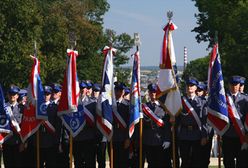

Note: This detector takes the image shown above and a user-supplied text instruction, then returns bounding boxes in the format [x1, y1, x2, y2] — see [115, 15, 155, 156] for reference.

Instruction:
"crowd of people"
[0, 75, 248, 168]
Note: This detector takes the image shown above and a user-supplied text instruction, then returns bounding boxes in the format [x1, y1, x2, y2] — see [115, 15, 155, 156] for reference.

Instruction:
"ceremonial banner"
[0, 85, 17, 144]
[20, 56, 44, 142]
[58, 49, 80, 115]
[129, 51, 141, 137]
[27, 56, 47, 120]
[156, 20, 182, 116]
[96, 46, 116, 141]
[61, 104, 85, 137]
[207, 44, 229, 136]
[226, 95, 247, 149]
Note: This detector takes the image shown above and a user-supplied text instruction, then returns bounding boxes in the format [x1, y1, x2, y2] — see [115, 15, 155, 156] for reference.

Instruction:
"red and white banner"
[181, 97, 202, 130]
[226, 95, 248, 149]
[58, 49, 80, 115]
[20, 104, 42, 142]
[142, 103, 164, 127]
[156, 20, 182, 116]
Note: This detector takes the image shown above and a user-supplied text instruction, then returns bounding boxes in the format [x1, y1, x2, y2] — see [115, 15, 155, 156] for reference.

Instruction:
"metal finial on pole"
[34, 41, 37, 57]
[106, 29, 114, 47]
[134, 33, 141, 51]
[69, 31, 77, 50]
[167, 11, 173, 21]
[214, 31, 218, 43]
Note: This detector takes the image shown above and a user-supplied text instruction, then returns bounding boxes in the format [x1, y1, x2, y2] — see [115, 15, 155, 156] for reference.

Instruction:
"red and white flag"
[58, 49, 80, 115]
[156, 20, 182, 116]
[226, 95, 248, 149]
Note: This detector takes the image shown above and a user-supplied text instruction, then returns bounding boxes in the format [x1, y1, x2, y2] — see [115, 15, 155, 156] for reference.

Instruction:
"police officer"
[2, 85, 23, 168]
[196, 81, 214, 168]
[177, 77, 208, 168]
[93, 83, 107, 168]
[142, 83, 172, 168]
[222, 76, 248, 168]
[111, 82, 130, 168]
[73, 81, 98, 168]
[239, 76, 246, 94]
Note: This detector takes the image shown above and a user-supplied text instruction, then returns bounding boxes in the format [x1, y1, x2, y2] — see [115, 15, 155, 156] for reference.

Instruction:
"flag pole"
[69, 133, 73, 168]
[34, 41, 40, 168]
[68, 31, 77, 168]
[214, 31, 222, 168]
[106, 31, 114, 168]
[134, 33, 143, 168]
[166, 11, 177, 168]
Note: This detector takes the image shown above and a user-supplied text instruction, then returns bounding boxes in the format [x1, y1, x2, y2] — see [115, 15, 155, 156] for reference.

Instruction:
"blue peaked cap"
[8, 86, 20, 94]
[147, 83, 157, 92]
[240, 76, 246, 85]
[229, 75, 241, 85]
[53, 84, 62, 93]
[114, 82, 126, 90]
[186, 77, 198, 86]
[93, 83, 101, 92]
[44, 85, 52, 94]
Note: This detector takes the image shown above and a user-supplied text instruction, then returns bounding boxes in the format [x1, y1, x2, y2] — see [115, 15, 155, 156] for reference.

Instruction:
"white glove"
[162, 141, 170, 149]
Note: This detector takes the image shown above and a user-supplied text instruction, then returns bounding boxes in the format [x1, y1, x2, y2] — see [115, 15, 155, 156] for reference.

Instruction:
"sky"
[103, 0, 210, 66]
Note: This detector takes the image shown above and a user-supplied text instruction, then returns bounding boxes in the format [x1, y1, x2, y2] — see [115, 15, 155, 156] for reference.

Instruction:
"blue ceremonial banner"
[36, 71, 47, 119]
[0, 84, 14, 144]
[96, 46, 116, 141]
[61, 104, 85, 137]
[129, 51, 141, 137]
[207, 44, 229, 136]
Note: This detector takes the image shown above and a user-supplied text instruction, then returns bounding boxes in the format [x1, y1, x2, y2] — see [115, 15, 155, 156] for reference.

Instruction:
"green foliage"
[192, 0, 248, 81]
[0, 0, 134, 90]
[182, 56, 209, 82]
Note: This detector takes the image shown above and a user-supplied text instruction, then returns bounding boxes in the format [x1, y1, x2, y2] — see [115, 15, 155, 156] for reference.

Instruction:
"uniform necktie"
[232, 95, 236, 102]
[11, 105, 14, 111]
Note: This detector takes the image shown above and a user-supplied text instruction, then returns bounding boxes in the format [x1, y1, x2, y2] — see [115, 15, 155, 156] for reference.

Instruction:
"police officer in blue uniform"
[73, 81, 98, 168]
[196, 81, 214, 168]
[177, 78, 208, 168]
[143, 83, 172, 168]
[222, 76, 248, 168]
[2, 86, 23, 168]
[239, 76, 246, 95]
[93, 83, 107, 168]
[111, 82, 130, 168]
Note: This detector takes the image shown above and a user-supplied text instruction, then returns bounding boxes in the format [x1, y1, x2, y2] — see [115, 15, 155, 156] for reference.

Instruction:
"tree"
[192, 0, 248, 80]
[0, 0, 134, 89]
[0, 0, 42, 90]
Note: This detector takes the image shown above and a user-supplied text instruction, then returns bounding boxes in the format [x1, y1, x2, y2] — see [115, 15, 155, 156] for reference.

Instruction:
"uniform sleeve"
[200, 99, 208, 138]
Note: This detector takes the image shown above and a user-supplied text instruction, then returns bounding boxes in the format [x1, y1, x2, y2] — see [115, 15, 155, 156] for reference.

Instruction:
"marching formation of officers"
[1, 75, 248, 168]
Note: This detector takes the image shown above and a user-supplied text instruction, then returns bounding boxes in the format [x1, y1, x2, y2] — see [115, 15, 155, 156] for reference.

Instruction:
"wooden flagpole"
[134, 32, 143, 168]
[217, 135, 221, 168]
[34, 41, 40, 168]
[139, 118, 143, 168]
[110, 139, 114, 168]
[69, 133, 73, 168]
[170, 116, 176, 168]
[36, 130, 40, 168]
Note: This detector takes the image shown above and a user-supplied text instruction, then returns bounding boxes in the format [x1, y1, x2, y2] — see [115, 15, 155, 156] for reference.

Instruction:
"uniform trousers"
[57, 143, 69, 168]
[73, 140, 96, 168]
[200, 137, 213, 168]
[143, 144, 172, 168]
[2, 144, 22, 168]
[108, 141, 129, 168]
[96, 141, 106, 168]
[222, 136, 248, 168]
[179, 140, 201, 168]
[39, 146, 58, 168]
